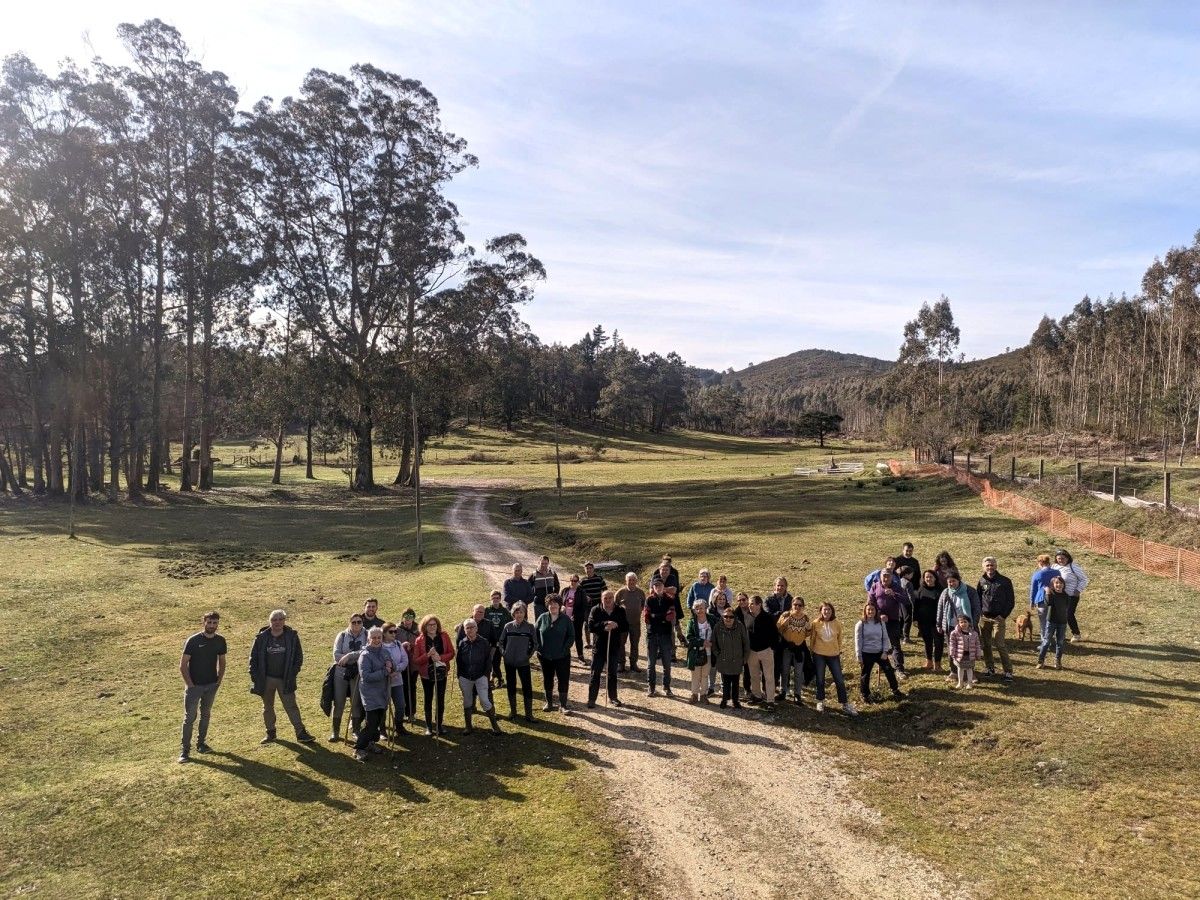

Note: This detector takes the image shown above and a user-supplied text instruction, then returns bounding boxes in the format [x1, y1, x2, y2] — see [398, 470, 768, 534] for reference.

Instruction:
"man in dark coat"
[249, 609, 315, 744]
[587, 590, 629, 708]
[977, 556, 1016, 681]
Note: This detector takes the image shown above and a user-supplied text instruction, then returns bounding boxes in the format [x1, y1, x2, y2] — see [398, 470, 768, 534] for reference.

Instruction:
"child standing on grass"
[1038, 575, 1071, 670]
[807, 602, 858, 716]
[947, 615, 981, 689]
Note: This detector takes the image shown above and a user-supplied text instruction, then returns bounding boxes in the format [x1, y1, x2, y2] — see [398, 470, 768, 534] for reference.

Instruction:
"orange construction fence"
[888, 460, 1200, 591]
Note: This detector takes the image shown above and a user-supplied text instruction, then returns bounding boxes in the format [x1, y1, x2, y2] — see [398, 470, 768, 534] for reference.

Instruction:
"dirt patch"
[446, 490, 965, 900]
[157, 547, 313, 579]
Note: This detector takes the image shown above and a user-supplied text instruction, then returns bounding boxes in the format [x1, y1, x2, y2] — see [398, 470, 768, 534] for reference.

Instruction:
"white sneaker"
[815, 701, 825, 713]
[964, 683, 974, 691]
[843, 702, 859, 716]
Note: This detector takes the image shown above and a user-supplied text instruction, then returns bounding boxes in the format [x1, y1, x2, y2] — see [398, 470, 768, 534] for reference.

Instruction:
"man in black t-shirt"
[361, 598, 385, 631]
[179, 611, 227, 763]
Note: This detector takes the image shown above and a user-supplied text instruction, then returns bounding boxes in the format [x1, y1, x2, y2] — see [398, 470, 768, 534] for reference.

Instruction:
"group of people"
[177, 548, 1090, 763]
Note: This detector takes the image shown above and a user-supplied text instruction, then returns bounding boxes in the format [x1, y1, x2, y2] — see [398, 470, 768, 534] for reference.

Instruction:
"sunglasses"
[384, 629, 396, 634]
[722, 615, 734, 620]
[351, 619, 363, 624]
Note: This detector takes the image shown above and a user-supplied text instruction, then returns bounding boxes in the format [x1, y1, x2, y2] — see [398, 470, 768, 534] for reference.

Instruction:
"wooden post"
[987, 454, 992, 475]
[1164, 471, 1172, 509]
[966, 451, 972, 473]
[1075, 461, 1082, 484]
[1010, 456, 1016, 480]
[412, 386, 423, 565]
[1112, 466, 1119, 502]
[1179, 547, 1184, 581]
[1039, 459, 1045, 481]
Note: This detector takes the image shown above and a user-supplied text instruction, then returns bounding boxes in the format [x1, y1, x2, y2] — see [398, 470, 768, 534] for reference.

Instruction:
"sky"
[5, 0, 1200, 369]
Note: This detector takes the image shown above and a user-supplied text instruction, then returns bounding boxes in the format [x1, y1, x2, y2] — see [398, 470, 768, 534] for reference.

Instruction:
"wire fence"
[889, 460, 1200, 591]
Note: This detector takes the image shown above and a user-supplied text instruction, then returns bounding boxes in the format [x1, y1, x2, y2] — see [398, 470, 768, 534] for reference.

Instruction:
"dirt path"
[447, 490, 963, 900]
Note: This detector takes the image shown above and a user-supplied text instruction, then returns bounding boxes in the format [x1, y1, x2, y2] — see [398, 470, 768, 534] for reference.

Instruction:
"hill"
[726, 348, 894, 392]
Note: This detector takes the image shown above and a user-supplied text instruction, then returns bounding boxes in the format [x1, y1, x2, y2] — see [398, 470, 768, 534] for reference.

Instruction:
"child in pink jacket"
[947, 615, 982, 689]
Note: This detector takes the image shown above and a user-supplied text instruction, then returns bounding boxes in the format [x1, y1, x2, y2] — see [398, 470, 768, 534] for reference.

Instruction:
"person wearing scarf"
[936, 571, 980, 684]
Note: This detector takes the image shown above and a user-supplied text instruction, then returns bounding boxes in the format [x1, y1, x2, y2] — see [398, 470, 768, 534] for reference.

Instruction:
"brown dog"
[1015, 610, 1035, 643]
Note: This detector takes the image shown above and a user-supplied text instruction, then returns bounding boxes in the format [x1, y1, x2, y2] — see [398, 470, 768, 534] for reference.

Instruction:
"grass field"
[0, 480, 626, 899]
[2, 424, 1198, 899]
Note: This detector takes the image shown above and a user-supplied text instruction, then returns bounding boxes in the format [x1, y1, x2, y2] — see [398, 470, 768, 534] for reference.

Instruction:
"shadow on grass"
[191, 749, 356, 812]
[1079, 641, 1200, 665]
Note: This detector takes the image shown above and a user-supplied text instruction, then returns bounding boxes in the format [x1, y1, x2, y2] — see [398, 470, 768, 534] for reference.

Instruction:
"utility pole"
[412, 385, 423, 565]
[554, 416, 563, 506]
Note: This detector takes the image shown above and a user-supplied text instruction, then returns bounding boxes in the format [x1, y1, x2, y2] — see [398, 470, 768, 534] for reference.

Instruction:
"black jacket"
[977, 573, 1016, 619]
[588, 603, 629, 661]
[320, 664, 337, 717]
[249, 625, 303, 695]
[456, 618, 498, 647]
[748, 610, 778, 653]
[456, 636, 493, 681]
[644, 592, 676, 636]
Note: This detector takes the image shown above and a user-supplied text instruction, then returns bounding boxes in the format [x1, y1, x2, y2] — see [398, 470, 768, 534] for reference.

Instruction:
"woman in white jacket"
[1054, 548, 1089, 642]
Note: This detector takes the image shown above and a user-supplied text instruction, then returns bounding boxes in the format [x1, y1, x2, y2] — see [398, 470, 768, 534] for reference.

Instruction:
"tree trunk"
[272, 423, 285, 485]
[394, 424, 413, 486]
[0, 442, 21, 495]
[305, 420, 315, 479]
[352, 385, 374, 490]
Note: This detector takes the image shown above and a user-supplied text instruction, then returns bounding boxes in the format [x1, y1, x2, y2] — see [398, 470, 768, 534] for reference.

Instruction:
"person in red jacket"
[411, 615, 456, 736]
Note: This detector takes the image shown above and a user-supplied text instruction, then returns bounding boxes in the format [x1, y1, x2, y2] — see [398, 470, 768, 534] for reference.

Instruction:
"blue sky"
[7, 1, 1200, 369]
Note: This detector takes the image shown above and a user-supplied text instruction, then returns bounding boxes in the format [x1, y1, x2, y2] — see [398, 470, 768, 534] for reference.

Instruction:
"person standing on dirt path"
[766, 577, 793, 699]
[529, 556, 560, 622]
[745, 596, 777, 710]
[652, 558, 685, 652]
[587, 590, 628, 708]
[579, 562, 608, 653]
[644, 578, 677, 697]
[249, 609, 317, 744]
[500, 602, 537, 721]
[616, 572, 646, 673]
[457, 619, 503, 735]
[483, 591, 513, 688]
[976, 557, 1015, 682]
[868, 570, 909, 681]
[361, 598, 384, 631]
[713, 604, 750, 710]
[807, 602, 858, 716]
[179, 611, 226, 763]
[504, 563, 534, 610]
[685, 599, 714, 703]
[733, 592, 754, 695]
[776, 598, 814, 706]
[563, 574, 587, 663]
[1053, 549, 1089, 643]
[535, 595, 575, 713]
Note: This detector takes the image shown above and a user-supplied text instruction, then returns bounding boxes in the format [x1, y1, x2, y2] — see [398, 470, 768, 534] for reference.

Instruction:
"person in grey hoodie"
[854, 602, 903, 703]
[354, 627, 392, 761]
[500, 603, 538, 722]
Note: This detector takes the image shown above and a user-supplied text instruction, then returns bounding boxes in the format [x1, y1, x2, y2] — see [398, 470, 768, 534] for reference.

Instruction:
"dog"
[575, 506, 589, 520]
[1015, 609, 1035, 643]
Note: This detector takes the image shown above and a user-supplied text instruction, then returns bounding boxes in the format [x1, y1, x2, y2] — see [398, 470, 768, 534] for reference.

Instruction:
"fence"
[888, 460, 1200, 591]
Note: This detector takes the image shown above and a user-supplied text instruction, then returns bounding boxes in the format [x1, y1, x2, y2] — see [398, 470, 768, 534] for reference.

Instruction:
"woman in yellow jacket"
[806, 602, 858, 716]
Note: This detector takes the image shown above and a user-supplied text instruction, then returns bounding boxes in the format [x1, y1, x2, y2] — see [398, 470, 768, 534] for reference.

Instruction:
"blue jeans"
[1039, 621, 1067, 664]
[813, 654, 848, 704]
[783, 645, 813, 698]
[646, 632, 673, 691]
[389, 683, 406, 723]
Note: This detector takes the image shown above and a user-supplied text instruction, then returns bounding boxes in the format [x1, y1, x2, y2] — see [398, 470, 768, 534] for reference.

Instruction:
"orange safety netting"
[887, 460, 1200, 591]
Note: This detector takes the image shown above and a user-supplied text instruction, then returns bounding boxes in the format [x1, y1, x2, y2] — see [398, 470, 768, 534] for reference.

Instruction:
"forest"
[3, 20, 1200, 499]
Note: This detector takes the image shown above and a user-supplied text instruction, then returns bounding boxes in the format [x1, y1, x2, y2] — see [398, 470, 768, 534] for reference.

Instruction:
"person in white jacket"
[1053, 549, 1089, 642]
